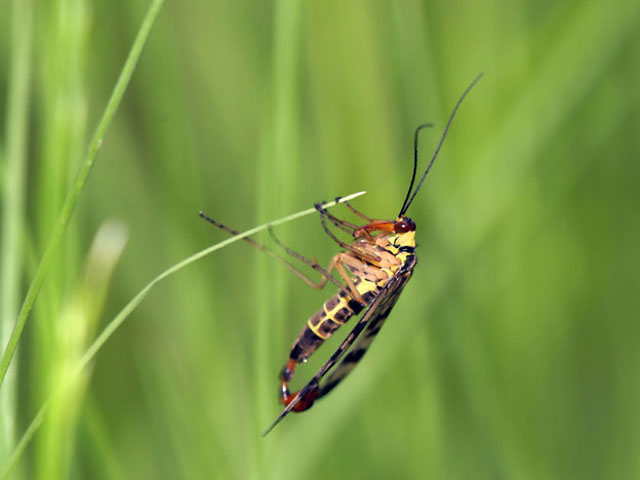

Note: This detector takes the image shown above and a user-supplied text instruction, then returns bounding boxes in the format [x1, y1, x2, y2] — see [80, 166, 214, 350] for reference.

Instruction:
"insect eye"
[395, 218, 415, 233]
[395, 220, 408, 233]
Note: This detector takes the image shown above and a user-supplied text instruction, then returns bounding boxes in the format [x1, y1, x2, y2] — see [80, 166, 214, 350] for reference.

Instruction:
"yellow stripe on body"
[322, 297, 346, 325]
[305, 233, 415, 341]
[307, 318, 331, 339]
[307, 278, 381, 339]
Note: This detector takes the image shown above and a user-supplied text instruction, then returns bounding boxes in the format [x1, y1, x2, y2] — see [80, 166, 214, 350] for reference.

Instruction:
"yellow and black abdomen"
[288, 279, 380, 364]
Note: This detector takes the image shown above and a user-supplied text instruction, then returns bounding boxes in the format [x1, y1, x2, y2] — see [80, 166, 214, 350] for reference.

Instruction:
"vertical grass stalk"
[0, 0, 33, 467]
[0, 194, 364, 480]
[0, 0, 166, 391]
[253, 1, 304, 478]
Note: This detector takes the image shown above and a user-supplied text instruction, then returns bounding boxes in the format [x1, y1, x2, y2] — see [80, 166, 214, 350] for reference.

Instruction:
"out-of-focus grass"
[2, 1, 640, 479]
[0, 0, 164, 477]
[1, 194, 363, 480]
[1, 0, 32, 473]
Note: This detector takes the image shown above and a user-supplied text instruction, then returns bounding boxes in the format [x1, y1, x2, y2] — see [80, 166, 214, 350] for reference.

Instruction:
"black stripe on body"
[324, 296, 340, 311]
[337, 285, 366, 314]
[289, 327, 324, 362]
[361, 290, 376, 304]
[289, 279, 379, 361]
[317, 254, 417, 398]
[263, 255, 417, 435]
[347, 298, 363, 313]
[332, 307, 351, 324]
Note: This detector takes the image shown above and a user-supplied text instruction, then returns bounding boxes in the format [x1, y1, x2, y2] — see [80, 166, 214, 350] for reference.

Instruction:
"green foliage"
[1, 0, 640, 479]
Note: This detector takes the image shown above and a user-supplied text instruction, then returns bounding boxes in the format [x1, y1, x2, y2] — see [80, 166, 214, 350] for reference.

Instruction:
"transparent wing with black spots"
[318, 255, 416, 398]
[262, 255, 416, 436]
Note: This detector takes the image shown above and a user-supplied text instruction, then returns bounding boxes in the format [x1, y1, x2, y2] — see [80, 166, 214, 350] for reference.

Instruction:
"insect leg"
[307, 201, 355, 235]
[324, 215, 354, 235]
[199, 211, 353, 296]
[315, 204, 381, 263]
[319, 198, 377, 241]
[315, 201, 361, 233]
[332, 255, 364, 303]
[324, 199, 401, 239]
[336, 197, 373, 222]
[268, 228, 364, 302]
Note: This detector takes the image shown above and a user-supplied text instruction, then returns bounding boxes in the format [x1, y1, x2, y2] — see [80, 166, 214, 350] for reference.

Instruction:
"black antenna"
[397, 123, 433, 218]
[399, 72, 483, 217]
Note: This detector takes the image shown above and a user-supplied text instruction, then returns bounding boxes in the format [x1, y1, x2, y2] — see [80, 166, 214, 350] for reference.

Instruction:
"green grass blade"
[0, 0, 33, 464]
[78, 192, 365, 372]
[2, 219, 128, 480]
[253, 1, 303, 477]
[0, 0, 166, 391]
[0, 405, 47, 480]
[0, 192, 364, 478]
[273, 0, 640, 476]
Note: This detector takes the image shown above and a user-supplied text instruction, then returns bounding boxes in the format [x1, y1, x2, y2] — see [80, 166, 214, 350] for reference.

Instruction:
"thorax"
[349, 231, 416, 288]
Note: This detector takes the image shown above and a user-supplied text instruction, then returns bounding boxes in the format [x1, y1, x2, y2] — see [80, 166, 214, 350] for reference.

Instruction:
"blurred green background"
[1, 0, 640, 478]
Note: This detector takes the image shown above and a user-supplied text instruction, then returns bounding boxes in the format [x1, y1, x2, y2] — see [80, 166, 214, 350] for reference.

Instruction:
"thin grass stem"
[0, 0, 33, 463]
[0, 0, 166, 391]
[0, 192, 365, 478]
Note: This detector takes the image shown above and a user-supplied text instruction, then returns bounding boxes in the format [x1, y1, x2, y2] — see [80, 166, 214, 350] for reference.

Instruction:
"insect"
[200, 74, 482, 436]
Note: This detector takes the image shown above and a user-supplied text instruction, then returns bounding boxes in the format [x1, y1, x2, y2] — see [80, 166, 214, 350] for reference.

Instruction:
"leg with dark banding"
[315, 205, 381, 263]
[269, 227, 367, 303]
[199, 211, 355, 298]
[338, 198, 373, 222]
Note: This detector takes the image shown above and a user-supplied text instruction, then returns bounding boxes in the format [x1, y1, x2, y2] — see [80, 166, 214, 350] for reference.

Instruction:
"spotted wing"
[318, 255, 416, 398]
[262, 255, 417, 436]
